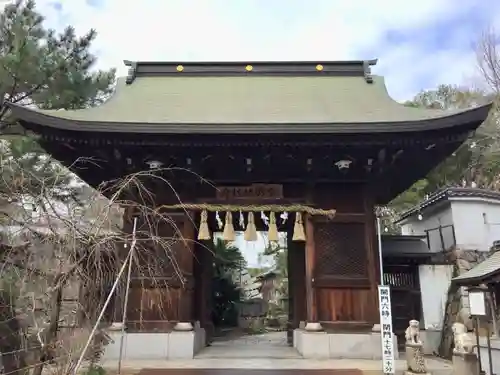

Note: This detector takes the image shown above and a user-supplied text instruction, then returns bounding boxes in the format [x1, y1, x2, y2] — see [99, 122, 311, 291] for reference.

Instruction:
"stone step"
[138, 369, 364, 375]
[101, 358, 453, 375]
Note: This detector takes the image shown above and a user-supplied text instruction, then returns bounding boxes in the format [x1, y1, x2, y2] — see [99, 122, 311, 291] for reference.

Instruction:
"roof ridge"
[123, 59, 378, 84]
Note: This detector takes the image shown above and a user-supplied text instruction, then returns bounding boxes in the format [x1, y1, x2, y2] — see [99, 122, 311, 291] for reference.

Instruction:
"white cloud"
[24, 0, 500, 100]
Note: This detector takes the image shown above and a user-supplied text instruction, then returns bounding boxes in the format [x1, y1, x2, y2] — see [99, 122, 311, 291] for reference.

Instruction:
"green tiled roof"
[7, 60, 493, 134]
[20, 76, 467, 123]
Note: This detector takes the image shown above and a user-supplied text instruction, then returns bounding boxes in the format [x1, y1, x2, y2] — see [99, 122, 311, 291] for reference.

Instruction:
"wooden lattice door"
[314, 222, 368, 279]
[313, 219, 375, 324]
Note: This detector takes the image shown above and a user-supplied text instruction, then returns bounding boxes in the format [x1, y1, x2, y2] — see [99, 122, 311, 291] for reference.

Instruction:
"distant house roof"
[381, 235, 431, 258]
[0, 223, 118, 247]
[452, 251, 500, 286]
[255, 269, 280, 280]
[396, 187, 500, 224]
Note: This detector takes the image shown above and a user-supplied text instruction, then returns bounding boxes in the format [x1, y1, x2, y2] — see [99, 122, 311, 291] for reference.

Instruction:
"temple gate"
[7, 59, 491, 359]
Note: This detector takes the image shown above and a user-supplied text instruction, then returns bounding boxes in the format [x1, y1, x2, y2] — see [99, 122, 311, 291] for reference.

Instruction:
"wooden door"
[313, 220, 375, 325]
[125, 212, 193, 332]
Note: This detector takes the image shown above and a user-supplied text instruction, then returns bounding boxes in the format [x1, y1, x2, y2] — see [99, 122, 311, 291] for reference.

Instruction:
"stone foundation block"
[102, 332, 170, 360]
[101, 323, 206, 360]
[453, 352, 479, 375]
[167, 331, 197, 359]
[293, 329, 399, 359]
[298, 331, 330, 358]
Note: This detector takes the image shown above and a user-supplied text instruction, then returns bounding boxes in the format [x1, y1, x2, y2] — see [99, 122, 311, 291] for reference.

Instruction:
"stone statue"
[452, 322, 475, 354]
[404, 320, 428, 374]
[405, 319, 422, 345]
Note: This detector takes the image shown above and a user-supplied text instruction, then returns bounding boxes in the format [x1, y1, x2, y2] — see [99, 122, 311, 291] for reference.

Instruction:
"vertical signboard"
[378, 285, 395, 374]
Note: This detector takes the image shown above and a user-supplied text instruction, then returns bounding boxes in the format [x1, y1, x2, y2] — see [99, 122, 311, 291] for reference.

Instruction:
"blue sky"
[31, 0, 500, 100]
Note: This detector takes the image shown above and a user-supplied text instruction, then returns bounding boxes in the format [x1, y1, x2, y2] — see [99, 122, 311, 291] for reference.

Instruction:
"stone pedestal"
[405, 343, 428, 374]
[453, 351, 479, 375]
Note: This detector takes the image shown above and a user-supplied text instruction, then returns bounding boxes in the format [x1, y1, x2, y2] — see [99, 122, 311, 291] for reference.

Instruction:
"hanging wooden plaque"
[216, 184, 283, 200]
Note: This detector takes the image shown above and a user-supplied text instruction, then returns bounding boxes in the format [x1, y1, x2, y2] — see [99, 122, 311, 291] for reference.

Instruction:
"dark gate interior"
[287, 228, 306, 345]
[382, 264, 422, 350]
[192, 215, 303, 347]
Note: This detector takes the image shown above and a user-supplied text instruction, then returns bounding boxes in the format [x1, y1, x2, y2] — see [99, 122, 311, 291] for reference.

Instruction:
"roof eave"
[7, 102, 493, 135]
[452, 270, 499, 286]
[395, 194, 451, 224]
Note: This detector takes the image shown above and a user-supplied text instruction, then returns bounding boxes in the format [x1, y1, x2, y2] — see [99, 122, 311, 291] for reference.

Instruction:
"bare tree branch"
[0, 151, 204, 374]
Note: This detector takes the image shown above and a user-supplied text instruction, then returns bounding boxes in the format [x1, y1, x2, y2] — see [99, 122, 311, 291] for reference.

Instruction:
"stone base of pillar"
[107, 322, 125, 331]
[304, 322, 323, 331]
[174, 321, 194, 331]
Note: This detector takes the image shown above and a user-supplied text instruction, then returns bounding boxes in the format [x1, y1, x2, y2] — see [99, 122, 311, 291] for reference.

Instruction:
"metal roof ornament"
[147, 160, 163, 169]
[176, 65, 184, 72]
[363, 60, 375, 83]
[245, 64, 253, 72]
[124, 60, 138, 84]
[335, 159, 352, 170]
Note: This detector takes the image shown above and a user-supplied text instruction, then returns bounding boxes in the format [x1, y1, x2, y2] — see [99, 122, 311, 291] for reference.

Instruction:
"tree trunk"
[0, 290, 27, 375]
[31, 279, 63, 375]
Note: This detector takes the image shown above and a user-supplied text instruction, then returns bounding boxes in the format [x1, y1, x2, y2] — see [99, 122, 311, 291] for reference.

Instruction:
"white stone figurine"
[452, 322, 475, 354]
[404, 320, 428, 374]
[405, 319, 422, 345]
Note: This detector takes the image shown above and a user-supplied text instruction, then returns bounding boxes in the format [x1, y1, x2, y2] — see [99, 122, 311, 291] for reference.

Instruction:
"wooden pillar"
[287, 222, 307, 342]
[287, 234, 294, 345]
[111, 205, 135, 325]
[364, 190, 380, 325]
[193, 219, 214, 343]
[200, 238, 214, 343]
[175, 211, 195, 330]
[304, 213, 321, 331]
